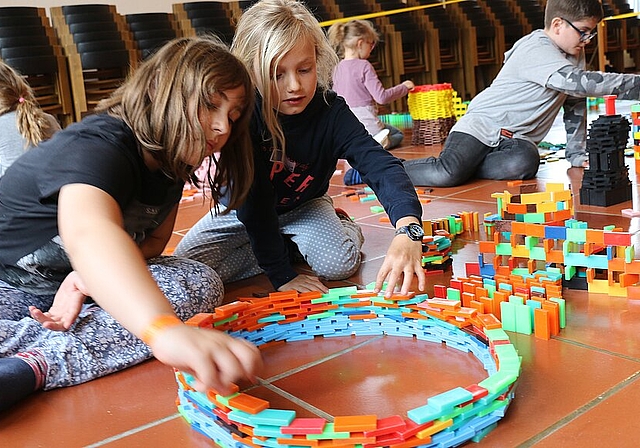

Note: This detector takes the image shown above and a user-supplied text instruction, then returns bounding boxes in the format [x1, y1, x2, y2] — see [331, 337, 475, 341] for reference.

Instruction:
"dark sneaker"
[343, 168, 363, 186]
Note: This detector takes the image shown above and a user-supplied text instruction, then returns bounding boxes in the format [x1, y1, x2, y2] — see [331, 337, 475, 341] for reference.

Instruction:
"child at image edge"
[0, 37, 262, 412]
[403, 0, 640, 187]
[327, 20, 414, 185]
[0, 60, 61, 177]
[175, 0, 426, 299]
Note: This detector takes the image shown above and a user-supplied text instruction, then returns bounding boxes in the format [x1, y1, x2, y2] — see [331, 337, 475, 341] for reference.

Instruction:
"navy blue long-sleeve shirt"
[237, 89, 422, 289]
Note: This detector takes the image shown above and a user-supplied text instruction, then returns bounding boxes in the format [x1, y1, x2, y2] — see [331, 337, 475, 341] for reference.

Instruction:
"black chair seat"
[64, 12, 115, 24]
[1, 45, 55, 59]
[128, 20, 174, 32]
[0, 26, 47, 38]
[72, 30, 122, 43]
[61, 5, 112, 16]
[76, 39, 126, 53]
[80, 49, 130, 70]
[0, 16, 44, 28]
[2, 54, 58, 76]
[133, 29, 177, 41]
[0, 35, 51, 48]
[0, 7, 41, 18]
[69, 21, 118, 34]
[126, 13, 173, 23]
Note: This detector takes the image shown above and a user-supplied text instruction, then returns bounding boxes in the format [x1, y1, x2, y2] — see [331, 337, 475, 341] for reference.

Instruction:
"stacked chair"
[125, 12, 181, 60]
[3, 0, 640, 130]
[479, 0, 526, 52]
[372, 0, 433, 111]
[409, 0, 465, 99]
[600, 0, 640, 73]
[172, 2, 238, 44]
[0, 6, 74, 127]
[447, 0, 502, 98]
[51, 4, 137, 121]
[302, 0, 335, 23]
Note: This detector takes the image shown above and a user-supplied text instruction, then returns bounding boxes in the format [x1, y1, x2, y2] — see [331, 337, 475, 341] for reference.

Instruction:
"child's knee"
[311, 248, 361, 280]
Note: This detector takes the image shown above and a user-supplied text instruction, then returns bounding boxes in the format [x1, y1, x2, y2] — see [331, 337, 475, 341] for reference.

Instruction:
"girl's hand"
[374, 234, 425, 298]
[403, 80, 415, 91]
[150, 325, 263, 396]
[279, 274, 328, 294]
[29, 271, 88, 331]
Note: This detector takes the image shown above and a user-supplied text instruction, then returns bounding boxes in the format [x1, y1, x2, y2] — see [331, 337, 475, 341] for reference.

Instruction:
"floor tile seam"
[83, 413, 181, 447]
[259, 336, 384, 384]
[426, 196, 497, 204]
[552, 336, 640, 364]
[427, 183, 501, 199]
[574, 209, 637, 218]
[516, 369, 640, 447]
[360, 254, 386, 264]
[259, 382, 334, 421]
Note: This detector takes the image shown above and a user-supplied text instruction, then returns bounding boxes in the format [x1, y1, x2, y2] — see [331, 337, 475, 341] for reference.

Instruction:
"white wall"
[4, 0, 228, 16]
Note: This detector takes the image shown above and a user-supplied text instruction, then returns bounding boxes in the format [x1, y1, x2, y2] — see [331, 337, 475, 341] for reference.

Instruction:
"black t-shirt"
[0, 113, 184, 294]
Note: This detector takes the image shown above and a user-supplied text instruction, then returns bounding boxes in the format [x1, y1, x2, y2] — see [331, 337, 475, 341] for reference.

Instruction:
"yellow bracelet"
[141, 315, 183, 345]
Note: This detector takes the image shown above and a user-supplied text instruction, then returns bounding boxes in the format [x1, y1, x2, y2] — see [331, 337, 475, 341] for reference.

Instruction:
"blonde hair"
[95, 36, 255, 213]
[327, 19, 379, 59]
[0, 61, 56, 148]
[231, 0, 338, 160]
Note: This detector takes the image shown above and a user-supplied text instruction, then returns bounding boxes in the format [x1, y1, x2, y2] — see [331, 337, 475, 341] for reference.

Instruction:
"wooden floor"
[4, 102, 640, 447]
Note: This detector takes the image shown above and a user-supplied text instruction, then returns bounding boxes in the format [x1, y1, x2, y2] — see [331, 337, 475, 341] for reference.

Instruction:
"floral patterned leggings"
[0, 256, 223, 390]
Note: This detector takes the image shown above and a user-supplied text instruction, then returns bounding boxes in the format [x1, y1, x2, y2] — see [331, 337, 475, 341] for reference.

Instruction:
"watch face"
[407, 223, 424, 240]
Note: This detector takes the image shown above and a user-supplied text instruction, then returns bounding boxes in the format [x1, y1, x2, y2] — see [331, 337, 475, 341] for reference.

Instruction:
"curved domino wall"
[175, 285, 521, 447]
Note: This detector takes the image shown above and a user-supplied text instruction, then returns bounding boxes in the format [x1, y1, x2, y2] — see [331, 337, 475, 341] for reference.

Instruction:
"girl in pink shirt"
[328, 19, 414, 151]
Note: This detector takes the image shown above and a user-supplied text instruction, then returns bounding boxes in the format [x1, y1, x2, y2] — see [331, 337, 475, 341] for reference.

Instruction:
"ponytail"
[0, 61, 54, 148]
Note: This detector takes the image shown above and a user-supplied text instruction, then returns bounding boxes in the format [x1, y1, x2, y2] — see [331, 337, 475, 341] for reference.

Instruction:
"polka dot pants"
[175, 194, 364, 284]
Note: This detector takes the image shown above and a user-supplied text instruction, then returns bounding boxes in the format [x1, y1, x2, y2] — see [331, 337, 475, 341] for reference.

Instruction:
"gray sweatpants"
[175, 194, 364, 284]
[0, 256, 223, 390]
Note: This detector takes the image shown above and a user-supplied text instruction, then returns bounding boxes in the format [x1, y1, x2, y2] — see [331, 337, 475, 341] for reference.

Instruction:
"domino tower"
[579, 95, 632, 206]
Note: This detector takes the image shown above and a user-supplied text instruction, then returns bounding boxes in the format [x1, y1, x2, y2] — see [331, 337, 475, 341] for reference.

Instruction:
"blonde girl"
[176, 0, 426, 299]
[328, 19, 414, 151]
[0, 60, 60, 176]
[0, 36, 262, 411]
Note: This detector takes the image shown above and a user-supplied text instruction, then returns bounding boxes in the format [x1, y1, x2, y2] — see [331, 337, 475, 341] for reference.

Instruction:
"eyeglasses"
[561, 17, 598, 43]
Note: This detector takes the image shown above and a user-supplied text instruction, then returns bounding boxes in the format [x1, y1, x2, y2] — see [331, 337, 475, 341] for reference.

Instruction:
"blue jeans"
[385, 124, 404, 150]
[402, 131, 540, 187]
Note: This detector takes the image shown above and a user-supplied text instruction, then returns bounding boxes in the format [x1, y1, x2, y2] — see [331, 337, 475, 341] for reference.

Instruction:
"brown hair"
[544, 0, 603, 28]
[0, 60, 57, 148]
[95, 36, 255, 212]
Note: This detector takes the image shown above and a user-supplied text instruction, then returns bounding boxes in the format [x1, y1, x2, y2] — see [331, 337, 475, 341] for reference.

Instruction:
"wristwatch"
[394, 223, 424, 241]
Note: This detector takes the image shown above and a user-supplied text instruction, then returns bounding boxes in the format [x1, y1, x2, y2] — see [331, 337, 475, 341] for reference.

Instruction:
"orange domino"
[228, 393, 270, 414]
[426, 298, 461, 311]
[476, 313, 502, 330]
[461, 292, 475, 308]
[534, 308, 551, 340]
[541, 301, 560, 336]
[333, 415, 378, 432]
[469, 300, 484, 313]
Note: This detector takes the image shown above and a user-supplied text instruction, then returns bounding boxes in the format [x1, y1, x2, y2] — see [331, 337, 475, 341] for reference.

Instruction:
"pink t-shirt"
[332, 59, 408, 107]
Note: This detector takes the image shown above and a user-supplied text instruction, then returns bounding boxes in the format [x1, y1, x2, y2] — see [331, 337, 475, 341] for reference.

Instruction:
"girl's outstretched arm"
[57, 183, 263, 394]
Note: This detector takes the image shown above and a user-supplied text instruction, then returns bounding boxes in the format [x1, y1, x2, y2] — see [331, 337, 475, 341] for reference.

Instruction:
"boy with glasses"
[403, 0, 640, 187]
